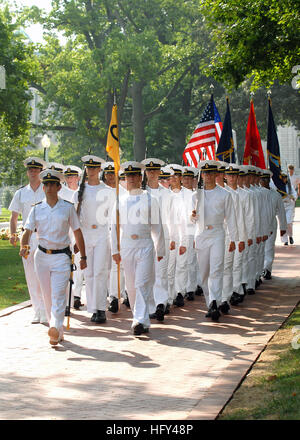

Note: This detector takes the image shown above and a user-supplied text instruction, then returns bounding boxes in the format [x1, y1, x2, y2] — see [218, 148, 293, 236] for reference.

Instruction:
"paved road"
[0, 210, 299, 420]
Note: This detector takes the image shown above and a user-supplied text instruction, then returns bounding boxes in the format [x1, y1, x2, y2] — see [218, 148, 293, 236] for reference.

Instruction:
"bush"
[3, 189, 13, 209]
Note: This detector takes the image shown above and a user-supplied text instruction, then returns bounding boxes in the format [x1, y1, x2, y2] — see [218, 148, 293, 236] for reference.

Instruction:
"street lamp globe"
[41, 134, 51, 162]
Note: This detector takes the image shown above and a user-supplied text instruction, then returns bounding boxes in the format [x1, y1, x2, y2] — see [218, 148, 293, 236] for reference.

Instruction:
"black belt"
[22, 227, 37, 232]
[38, 245, 72, 258]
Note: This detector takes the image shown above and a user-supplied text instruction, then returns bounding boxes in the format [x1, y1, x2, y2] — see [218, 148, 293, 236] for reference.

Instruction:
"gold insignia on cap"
[67, 168, 71, 172]
[205, 163, 209, 168]
[31, 160, 34, 164]
[150, 161, 153, 167]
[51, 165, 55, 170]
[128, 165, 132, 171]
[89, 159, 93, 163]
[229, 166, 233, 171]
[47, 173, 51, 178]
[108, 165, 112, 170]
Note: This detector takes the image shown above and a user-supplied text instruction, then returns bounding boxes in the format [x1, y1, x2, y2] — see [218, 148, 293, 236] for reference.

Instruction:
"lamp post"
[41, 134, 51, 162]
[0, 66, 5, 90]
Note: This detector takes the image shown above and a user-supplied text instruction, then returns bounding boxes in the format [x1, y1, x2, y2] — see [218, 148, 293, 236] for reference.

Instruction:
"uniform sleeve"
[244, 192, 256, 240]
[150, 196, 165, 257]
[24, 206, 36, 232]
[69, 205, 81, 231]
[224, 192, 239, 242]
[276, 195, 288, 230]
[8, 189, 22, 213]
[110, 201, 119, 255]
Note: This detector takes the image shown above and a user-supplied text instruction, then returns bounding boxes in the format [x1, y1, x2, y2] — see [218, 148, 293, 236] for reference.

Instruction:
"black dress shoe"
[205, 300, 220, 321]
[73, 296, 82, 310]
[284, 242, 288, 246]
[155, 304, 165, 321]
[108, 297, 119, 313]
[230, 292, 241, 306]
[173, 293, 184, 307]
[91, 313, 97, 322]
[95, 310, 106, 323]
[289, 237, 294, 244]
[164, 304, 171, 315]
[123, 292, 130, 308]
[247, 288, 255, 295]
[195, 285, 203, 296]
[149, 313, 157, 319]
[219, 301, 230, 314]
[263, 269, 272, 280]
[133, 323, 149, 335]
[185, 291, 195, 301]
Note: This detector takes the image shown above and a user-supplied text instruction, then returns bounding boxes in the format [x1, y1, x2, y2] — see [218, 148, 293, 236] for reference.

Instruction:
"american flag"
[183, 95, 223, 167]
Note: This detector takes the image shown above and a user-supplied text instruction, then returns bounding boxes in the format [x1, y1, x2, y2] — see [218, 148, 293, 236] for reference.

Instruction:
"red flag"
[243, 100, 266, 168]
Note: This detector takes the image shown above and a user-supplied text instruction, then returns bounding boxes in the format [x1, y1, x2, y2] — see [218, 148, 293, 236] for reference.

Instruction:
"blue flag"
[216, 98, 235, 163]
[267, 99, 287, 196]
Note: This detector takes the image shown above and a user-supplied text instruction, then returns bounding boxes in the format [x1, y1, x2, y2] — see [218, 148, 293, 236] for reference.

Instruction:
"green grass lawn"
[0, 208, 22, 223]
[0, 240, 29, 310]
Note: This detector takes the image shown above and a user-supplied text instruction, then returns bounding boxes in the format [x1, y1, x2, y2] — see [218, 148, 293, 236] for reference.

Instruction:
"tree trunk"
[131, 80, 146, 160]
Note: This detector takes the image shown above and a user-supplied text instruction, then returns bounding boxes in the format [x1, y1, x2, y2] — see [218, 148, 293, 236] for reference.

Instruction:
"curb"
[0, 300, 32, 318]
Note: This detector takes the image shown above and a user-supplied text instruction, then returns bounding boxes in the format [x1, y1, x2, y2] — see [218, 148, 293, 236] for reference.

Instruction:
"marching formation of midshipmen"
[10, 155, 289, 344]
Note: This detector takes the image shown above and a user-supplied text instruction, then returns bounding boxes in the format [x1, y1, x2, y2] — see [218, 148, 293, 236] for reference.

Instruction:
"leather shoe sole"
[48, 327, 59, 345]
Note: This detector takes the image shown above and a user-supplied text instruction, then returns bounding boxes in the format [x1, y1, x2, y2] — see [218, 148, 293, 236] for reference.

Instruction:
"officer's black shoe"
[238, 293, 245, 303]
[173, 293, 184, 307]
[185, 291, 195, 301]
[164, 304, 171, 315]
[242, 283, 247, 295]
[219, 301, 230, 314]
[133, 323, 149, 335]
[91, 313, 97, 322]
[108, 298, 119, 313]
[247, 288, 255, 295]
[230, 292, 240, 306]
[73, 296, 82, 310]
[284, 242, 288, 246]
[289, 237, 294, 244]
[123, 293, 130, 308]
[263, 269, 272, 280]
[155, 304, 165, 321]
[95, 310, 106, 324]
[149, 313, 157, 319]
[195, 285, 203, 296]
[206, 300, 220, 321]
[65, 306, 70, 317]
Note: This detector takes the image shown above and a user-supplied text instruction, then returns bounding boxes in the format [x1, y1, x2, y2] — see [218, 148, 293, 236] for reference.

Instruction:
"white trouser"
[256, 241, 265, 280]
[281, 202, 295, 241]
[264, 228, 277, 272]
[168, 242, 178, 304]
[109, 259, 126, 300]
[222, 237, 243, 302]
[246, 242, 257, 289]
[186, 237, 198, 293]
[121, 245, 154, 329]
[34, 249, 70, 332]
[73, 250, 84, 298]
[281, 224, 293, 242]
[83, 229, 111, 313]
[241, 244, 249, 285]
[22, 233, 44, 314]
[149, 239, 169, 314]
[195, 232, 225, 307]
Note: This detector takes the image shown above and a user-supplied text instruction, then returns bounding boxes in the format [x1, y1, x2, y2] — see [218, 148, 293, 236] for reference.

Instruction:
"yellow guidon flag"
[106, 104, 120, 175]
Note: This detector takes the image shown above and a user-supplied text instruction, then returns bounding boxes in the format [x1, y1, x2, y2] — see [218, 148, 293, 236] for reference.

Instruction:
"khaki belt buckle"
[46, 249, 52, 254]
[131, 234, 139, 240]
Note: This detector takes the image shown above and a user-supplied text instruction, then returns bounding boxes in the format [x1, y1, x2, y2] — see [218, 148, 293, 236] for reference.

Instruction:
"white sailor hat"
[261, 169, 273, 178]
[63, 165, 82, 176]
[24, 157, 47, 170]
[198, 160, 220, 172]
[47, 162, 66, 172]
[237, 165, 249, 176]
[168, 164, 184, 175]
[182, 166, 198, 177]
[120, 161, 145, 174]
[141, 158, 165, 169]
[216, 161, 228, 172]
[81, 155, 105, 167]
[40, 168, 65, 184]
[247, 165, 257, 175]
[225, 163, 240, 174]
[159, 166, 175, 179]
[102, 162, 115, 173]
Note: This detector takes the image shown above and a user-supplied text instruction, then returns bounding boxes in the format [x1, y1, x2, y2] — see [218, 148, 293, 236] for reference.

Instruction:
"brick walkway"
[0, 210, 299, 420]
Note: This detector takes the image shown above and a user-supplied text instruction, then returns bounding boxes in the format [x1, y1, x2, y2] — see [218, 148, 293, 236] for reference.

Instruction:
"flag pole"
[113, 90, 121, 305]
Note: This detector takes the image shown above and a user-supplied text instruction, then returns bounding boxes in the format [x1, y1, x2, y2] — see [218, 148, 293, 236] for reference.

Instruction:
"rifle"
[66, 254, 76, 330]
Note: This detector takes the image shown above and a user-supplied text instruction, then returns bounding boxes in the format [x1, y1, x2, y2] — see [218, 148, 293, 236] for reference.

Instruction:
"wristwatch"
[80, 255, 87, 260]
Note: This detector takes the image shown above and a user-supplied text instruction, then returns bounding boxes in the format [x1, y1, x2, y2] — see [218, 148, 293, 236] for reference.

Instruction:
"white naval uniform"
[237, 186, 256, 291]
[168, 190, 188, 303]
[180, 187, 198, 294]
[222, 185, 247, 302]
[73, 183, 114, 314]
[264, 189, 287, 272]
[192, 185, 238, 307]
[281, 184, 297, 242]
[146, 184, 175, 313]
[256, 185, 273, 280]
[108, 184, 127, 302]
[24, 198, 81, 334]
[246, 185, 262, 289]
[9, 184, 45, 316]
[110, 190, 165, 329]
